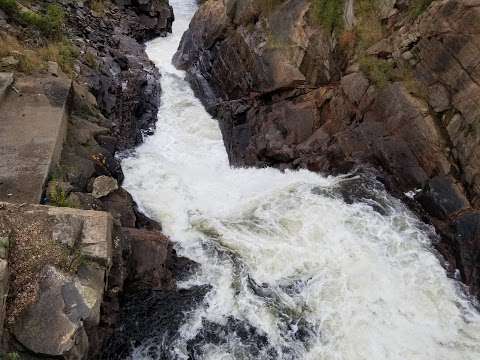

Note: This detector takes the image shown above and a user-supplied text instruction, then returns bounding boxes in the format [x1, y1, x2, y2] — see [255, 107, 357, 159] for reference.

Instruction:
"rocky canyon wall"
[175, 0, 480, 299]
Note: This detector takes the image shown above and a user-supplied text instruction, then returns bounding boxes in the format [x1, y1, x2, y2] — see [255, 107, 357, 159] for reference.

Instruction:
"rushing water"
[121, 1, 480, 359]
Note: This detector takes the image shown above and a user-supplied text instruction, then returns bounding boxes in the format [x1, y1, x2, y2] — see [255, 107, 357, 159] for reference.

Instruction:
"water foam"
[122, 1, 480, 358]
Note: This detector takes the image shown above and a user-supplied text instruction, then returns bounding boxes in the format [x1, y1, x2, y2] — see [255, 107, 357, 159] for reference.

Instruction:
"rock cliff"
[65, 0, 174, 149]
[175, 0, 480, 299]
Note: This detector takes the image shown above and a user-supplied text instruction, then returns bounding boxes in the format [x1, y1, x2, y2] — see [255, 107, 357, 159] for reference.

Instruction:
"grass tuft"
[359, 55, 394, 88]
[310, 0, 345, 33]
[409, 0, 434, 18]
[0, 1, 65, 40]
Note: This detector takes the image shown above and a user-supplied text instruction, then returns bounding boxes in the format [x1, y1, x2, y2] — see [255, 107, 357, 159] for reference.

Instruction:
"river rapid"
[121, 1, 480, 359]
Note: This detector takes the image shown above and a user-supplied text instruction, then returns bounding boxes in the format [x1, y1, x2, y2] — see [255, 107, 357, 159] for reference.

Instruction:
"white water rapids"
[121, 1, 480, 359]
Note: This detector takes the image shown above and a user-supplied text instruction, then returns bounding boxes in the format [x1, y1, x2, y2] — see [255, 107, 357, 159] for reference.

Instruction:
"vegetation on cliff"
[0, 0, 79, 75]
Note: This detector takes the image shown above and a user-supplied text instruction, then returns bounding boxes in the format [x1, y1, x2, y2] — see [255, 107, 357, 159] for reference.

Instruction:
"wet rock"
[61, 0, 172, 150]
[453, 211, 480, 296]
[101, 188, 136, 227]
[101, 286, 210, 359]
[416, 175, 470, 220]
[92, 175, 118, 199]
[133, 206, 162, 231]
[123, 227, 175, 290]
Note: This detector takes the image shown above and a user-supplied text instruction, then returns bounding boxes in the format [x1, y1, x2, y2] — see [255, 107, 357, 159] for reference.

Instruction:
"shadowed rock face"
[175, 0, 480, 299]
[63, 0, 174, 150]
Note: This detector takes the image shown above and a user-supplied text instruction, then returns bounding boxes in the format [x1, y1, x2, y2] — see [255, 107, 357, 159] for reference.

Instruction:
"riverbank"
[0, 1, 182, 358]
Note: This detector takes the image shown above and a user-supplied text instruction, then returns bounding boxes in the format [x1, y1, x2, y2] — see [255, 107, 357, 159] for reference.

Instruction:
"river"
[121, 1, 480, 359]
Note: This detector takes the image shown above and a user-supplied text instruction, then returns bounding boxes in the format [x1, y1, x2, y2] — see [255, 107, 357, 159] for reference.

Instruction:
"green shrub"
[359, 56, 394, 88]
[84, 51, 98, 69]
[2, 1, 65, 40]
[19, 4, 65, 39]
[48, 181, 75, 208]
[18, 10, 43, 29]
[354, 0, 384, 50]
[5, 353, 21, 360]
[38, 40, 79, 76]
[311, 0, 345, 32]
[409, 0, 434, 18]
[43, 4, 65, 38]
[0, 0, 17, 15]
[57, 40, 78, 74]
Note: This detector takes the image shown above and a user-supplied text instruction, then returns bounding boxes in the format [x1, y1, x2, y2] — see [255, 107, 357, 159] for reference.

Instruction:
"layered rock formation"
[175, 0, 480, 299]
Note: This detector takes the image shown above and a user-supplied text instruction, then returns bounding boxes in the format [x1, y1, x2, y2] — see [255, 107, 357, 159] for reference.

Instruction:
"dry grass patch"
[2, 210, 81, 325]
[0, 33, 78, 75]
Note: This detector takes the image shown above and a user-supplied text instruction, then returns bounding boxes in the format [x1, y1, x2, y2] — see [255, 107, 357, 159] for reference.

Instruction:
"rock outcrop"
[0, 203, 113, 359]
[0, 1, 178, 356]
[64, 0, 174, 150]
[175, 0, 480, 299]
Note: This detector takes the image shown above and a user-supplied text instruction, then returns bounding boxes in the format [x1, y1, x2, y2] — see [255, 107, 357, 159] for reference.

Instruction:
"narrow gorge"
[0, 0, 480, 359]
[119, 0, 480, 359]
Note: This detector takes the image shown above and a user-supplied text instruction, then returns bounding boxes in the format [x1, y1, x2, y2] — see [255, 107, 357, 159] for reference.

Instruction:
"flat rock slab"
[0, 74, 71, 204]
[0, 202, 113, 266]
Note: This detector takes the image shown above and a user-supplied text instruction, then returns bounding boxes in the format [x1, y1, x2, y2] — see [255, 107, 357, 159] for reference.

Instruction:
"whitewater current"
[121, 1, 480, 359]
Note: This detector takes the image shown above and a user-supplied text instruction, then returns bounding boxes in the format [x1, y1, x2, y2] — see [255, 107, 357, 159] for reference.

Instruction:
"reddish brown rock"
[123, 227, 175, 290]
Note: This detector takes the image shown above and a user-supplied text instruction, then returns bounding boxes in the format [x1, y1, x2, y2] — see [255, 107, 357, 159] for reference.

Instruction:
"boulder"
[92, 175, 118, 199]
[101, 188, 136, 227]
[341, 72, 370, 105]
[1, 203, 112, 356]
[416, 176, 470, 220]
[13, 266, 102, 358]
[123, 227, 175, 290]
[427, 83, 451, 113]
[67, 192, 104, 211]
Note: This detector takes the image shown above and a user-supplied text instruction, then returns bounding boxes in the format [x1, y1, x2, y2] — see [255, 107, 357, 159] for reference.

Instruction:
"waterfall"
[121, 1, 480, 359]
